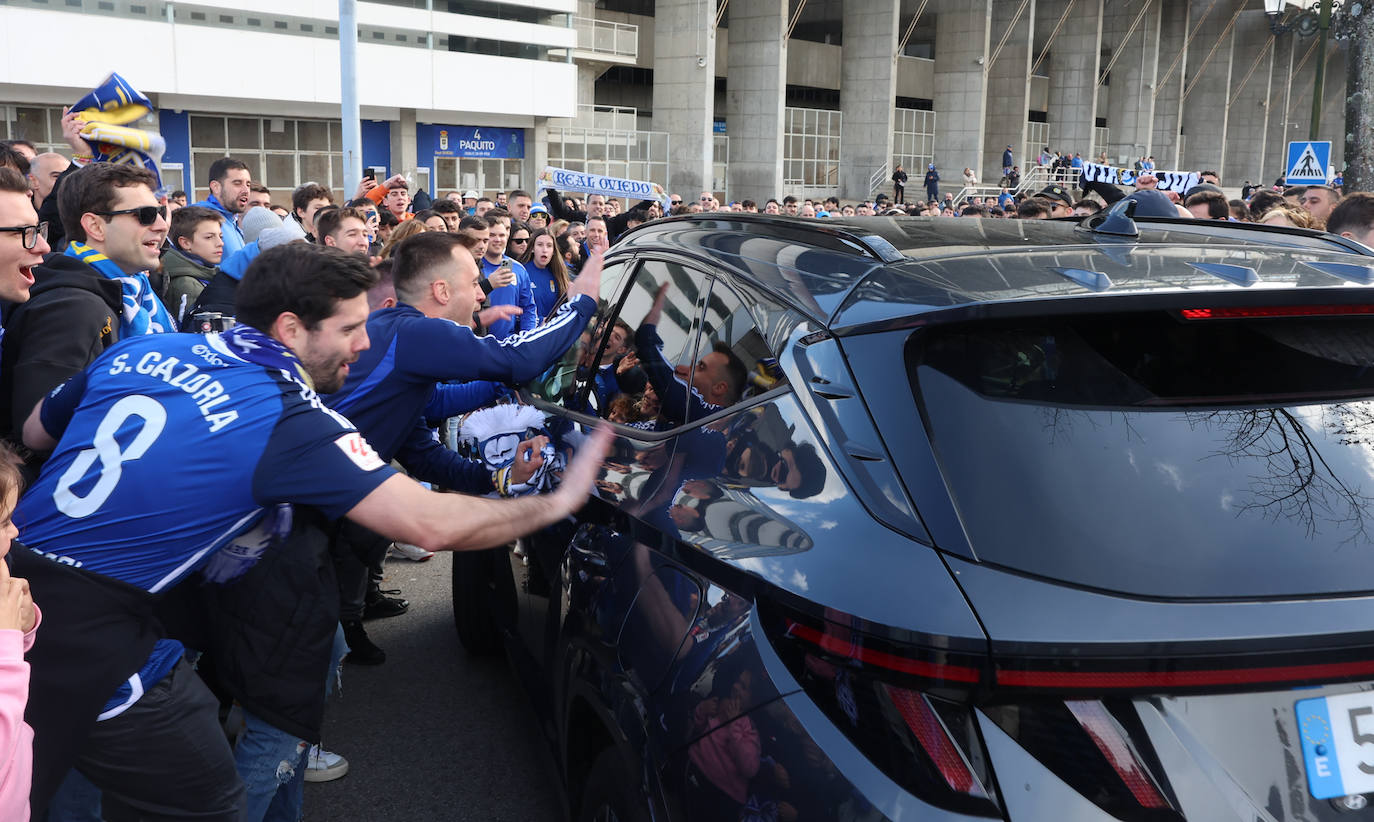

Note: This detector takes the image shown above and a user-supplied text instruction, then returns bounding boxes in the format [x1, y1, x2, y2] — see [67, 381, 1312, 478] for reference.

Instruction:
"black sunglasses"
[510, 237, 530, 244]
[94, 205, 167, 226]
[0, 221, 47, 250]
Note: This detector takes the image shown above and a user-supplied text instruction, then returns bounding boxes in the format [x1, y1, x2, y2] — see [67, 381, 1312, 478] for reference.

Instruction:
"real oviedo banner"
[431, 126, 524, 159]
[1080, 162, 1200, 195]
[536, 166, 669, 207]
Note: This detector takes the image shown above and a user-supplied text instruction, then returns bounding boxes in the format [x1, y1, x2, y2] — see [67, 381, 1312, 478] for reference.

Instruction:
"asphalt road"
[306, 551, 564, 821]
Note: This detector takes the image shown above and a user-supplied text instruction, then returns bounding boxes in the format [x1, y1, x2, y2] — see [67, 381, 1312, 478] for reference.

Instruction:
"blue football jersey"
[16, 333, 397, 593]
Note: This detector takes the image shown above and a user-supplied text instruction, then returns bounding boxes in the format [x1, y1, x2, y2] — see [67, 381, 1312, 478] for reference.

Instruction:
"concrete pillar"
[724, 0, 787, 203]
[525, 118, 549, 191]
[1268, 31, 1320, 183]
[932, 0, 992, 191]
[1262, 34, 1300, 186]
[389, 108, 418, 179]
[1103, 0, 1161, 169]
[577, 65, 597, 115]
[982, 0, 1034, 186]
[1041, 0, 1102, 166]
[1179, 0, 1239, 176]
[839, 0, 900, 200]
[1150, 0, 1187, 169]
[1221, 12, 1275, 187]
[651, 0, 715, 197]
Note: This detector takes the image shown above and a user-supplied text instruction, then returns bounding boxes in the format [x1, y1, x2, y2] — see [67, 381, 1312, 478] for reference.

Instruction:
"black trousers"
[332, 520, 391, 622]
[79, 659, 243, 821]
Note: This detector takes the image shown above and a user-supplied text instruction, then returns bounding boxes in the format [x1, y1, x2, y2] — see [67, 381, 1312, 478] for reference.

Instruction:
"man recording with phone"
[478, 208, 537, 339]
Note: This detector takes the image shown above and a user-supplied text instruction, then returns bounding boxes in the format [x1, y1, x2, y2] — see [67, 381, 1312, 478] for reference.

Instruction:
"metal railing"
[569, 104, 639, 132]
[574, 17, 638, 59]
[868, 162, 890, 198]
[946, 164, 1055, 207]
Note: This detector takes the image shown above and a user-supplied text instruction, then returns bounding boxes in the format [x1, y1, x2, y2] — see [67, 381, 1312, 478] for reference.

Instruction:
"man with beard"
[191, 158, 252, 257]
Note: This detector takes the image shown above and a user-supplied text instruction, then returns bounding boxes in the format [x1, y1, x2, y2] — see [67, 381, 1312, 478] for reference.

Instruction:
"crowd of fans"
[0, 103, 1365, 822]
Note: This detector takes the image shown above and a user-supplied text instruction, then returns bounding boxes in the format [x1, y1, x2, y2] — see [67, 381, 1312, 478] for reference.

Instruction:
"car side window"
[693, 279, 788, 411]
[524, 260, 633, 407]
[593, 259, 708, 431]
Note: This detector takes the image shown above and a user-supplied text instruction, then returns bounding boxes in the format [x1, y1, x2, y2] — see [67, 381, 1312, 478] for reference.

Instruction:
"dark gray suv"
[454, 210, 1374, 821]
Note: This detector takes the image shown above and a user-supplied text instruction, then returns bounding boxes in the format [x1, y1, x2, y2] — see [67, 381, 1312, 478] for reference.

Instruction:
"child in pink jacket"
[0, 447, 39, 821]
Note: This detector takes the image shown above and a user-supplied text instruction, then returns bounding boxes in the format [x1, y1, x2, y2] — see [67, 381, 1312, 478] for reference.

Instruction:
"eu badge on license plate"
[1297, 693, 1374, 799]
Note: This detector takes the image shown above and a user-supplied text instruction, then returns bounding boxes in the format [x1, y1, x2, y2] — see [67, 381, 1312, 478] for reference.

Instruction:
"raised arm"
[346, 425, 613, 552]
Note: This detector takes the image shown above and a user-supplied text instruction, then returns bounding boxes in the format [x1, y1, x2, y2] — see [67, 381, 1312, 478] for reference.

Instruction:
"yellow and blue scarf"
[65, 241, 175, 336]
[70, 74, 166, 192]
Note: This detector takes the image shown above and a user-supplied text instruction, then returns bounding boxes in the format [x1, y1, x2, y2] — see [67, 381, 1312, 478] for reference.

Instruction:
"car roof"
[615, 214, 1374, 331]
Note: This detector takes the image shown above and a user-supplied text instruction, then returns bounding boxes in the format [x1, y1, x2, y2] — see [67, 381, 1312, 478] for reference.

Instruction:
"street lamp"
[1264, 0, 1294, 33]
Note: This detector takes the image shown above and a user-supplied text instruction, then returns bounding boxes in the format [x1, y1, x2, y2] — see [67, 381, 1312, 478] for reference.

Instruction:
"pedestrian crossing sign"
[1286, 141, 1331, 184]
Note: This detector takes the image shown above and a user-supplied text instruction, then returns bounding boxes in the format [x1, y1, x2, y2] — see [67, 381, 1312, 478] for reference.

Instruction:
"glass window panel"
[266, 154, 295, 188]
[227, 117, 260, 150]
[588, 137, 607, 161]
[194, 152, 227, 184]
[191, 116, 225, 148]
[237, 155, 261, 183]
[328, 121, 342, 149]
[299, 154, 331, 187]
[480, 159, 501, 191]
[435, 158, 457, 189]
[46, 108, 63, 143]
[563, 140, 584, 161]
[297, 120, 328, 151]
[264, 119, 294, 150]
[11, 108, 47, 143]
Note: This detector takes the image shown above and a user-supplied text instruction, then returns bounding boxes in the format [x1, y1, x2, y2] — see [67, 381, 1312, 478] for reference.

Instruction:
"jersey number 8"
[54, 395, 168, 518]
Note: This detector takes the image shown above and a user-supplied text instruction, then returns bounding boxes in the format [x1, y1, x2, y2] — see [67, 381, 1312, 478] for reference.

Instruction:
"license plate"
[1297, 693, 1374, 799]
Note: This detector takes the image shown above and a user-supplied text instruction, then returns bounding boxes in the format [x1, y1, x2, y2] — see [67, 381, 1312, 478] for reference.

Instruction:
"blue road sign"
[1287, 141, 1331, 185]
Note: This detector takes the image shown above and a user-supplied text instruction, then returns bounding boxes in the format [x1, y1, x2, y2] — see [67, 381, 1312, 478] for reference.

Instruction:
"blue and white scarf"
[200, 325, 311, 583]
[65, 241, 175, 336]
[219, 324, 314, 391]
[70, 73, 166, 192]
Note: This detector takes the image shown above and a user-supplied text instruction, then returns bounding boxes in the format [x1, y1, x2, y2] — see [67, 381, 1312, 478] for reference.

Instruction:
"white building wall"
[0, 4, 577, 120]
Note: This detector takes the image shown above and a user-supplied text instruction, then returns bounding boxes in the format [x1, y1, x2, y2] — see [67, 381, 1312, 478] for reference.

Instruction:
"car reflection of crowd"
[562, 286, 826, 547]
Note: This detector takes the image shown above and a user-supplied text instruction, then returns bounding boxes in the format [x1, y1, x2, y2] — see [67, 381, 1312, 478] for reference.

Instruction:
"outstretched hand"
[555, 425, 615, 513]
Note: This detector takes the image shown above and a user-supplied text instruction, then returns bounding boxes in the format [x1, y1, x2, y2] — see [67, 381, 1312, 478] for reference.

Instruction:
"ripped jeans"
[235, 623, 349, 822]
[234, 712, 308, 822]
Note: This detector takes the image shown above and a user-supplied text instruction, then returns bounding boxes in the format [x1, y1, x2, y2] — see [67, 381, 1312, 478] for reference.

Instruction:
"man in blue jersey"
[327, 229, 602, 658]
[478, 208, 538, 338]
[13, 242, 611, 820]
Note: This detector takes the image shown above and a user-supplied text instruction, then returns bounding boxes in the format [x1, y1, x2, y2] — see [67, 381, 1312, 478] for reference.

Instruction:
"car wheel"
[451, 547, 503, 656]
[578, 748, 650, 822]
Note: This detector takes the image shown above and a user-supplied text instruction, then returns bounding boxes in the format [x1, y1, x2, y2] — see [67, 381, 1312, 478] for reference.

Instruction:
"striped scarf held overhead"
[64, 241, 176, 336]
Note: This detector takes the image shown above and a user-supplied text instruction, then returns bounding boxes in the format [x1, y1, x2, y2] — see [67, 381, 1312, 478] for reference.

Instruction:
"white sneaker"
[387, 542, 433, 562]
[304, 745, 349, 782]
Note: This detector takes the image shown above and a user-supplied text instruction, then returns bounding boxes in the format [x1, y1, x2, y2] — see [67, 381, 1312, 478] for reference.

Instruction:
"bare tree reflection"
[1031, 403, 1374, 544]
[1189, 407, 1374, 545]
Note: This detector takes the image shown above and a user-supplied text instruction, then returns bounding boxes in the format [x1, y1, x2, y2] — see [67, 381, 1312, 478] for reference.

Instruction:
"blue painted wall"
[158, 109, 191, 193]
[362, 120, 391, 177]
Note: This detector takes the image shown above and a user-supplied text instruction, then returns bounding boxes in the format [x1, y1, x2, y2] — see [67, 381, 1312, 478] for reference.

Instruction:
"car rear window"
[907, 309, 1374, 598]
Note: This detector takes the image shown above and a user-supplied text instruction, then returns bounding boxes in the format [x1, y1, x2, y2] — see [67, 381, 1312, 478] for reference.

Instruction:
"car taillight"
[762, 602, 1193, 821]
[884, 684, 990, 799]
[761, 606, 1000, 817]
[1180, 304, 1374, 320]
[982, 699, 1182, 822]
[1064, 700, 1170, 809]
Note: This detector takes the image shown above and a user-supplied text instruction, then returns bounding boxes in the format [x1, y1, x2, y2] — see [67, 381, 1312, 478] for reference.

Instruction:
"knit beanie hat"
[240, 207, 281, 243]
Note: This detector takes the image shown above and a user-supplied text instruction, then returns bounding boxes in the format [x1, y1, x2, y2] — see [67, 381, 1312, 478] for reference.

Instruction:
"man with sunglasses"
[0, 163, 171, 478]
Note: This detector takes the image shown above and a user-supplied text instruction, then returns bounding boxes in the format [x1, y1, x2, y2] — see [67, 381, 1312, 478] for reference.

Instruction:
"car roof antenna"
[1085, 198, 1139, 237]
